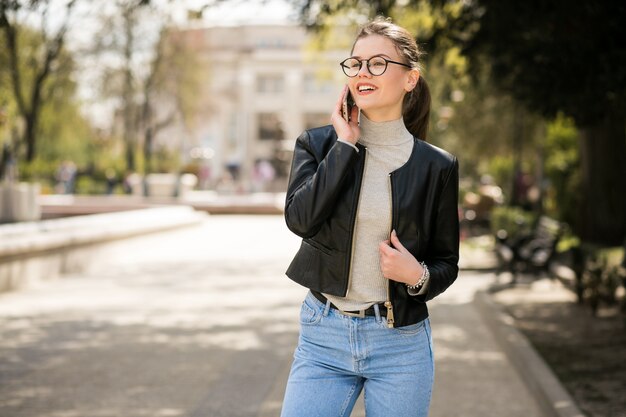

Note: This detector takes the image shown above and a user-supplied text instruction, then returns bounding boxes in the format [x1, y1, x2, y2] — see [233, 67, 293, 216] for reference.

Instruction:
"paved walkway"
[0, 215, 545, 416]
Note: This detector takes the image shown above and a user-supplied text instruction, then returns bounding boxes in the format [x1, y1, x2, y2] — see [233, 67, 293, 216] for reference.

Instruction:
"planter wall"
[0, 182, 41, 223]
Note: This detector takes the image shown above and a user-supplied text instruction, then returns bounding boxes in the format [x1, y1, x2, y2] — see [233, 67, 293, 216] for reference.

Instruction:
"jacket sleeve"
[284, 130, 359, 238]
[423, 157, 460, 301]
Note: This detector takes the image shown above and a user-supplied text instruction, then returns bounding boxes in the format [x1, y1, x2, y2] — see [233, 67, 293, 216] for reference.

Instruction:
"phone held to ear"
[342, 89, 355, 121]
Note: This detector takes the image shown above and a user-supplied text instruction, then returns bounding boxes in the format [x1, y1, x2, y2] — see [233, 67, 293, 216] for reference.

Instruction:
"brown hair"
[351, 17, 431, 140]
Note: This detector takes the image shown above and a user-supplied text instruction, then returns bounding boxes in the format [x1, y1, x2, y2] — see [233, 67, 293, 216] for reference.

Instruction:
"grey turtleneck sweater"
[325, 114, 423, 312]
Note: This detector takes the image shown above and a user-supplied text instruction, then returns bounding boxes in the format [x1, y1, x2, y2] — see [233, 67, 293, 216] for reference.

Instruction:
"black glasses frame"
[339, 56, 412, 77]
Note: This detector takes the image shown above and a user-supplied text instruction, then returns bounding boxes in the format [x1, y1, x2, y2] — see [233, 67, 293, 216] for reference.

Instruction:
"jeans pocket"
[390, 319, 426, 336]
[299, 297, 322, 325]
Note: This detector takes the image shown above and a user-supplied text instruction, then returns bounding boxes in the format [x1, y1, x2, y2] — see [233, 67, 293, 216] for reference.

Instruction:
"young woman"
[282, 17, 459, 417]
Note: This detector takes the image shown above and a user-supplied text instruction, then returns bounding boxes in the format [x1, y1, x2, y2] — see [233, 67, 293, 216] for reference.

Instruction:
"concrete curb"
[0, 206, 207, 259]
[38, 193, 286, 217]
[0, 206, 207, 292]
[473, 290, 585, 417]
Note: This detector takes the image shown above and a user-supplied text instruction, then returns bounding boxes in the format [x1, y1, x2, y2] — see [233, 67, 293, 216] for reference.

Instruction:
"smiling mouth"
[357, 85, 377, 94]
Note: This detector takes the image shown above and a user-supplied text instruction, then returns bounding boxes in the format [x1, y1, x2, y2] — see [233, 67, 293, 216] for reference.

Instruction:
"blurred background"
[1, 0, 624, 244]
[1, 1, 625, 416]
[2, 0, 625, 330]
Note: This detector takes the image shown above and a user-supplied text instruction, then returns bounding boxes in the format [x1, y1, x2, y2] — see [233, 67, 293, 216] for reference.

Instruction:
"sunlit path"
[0, 216, 305, 417]
[0, 215, 544, 416]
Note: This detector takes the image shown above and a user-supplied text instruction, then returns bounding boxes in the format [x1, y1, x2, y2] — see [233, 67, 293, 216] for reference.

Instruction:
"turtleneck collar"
[358, 113, 414, 147]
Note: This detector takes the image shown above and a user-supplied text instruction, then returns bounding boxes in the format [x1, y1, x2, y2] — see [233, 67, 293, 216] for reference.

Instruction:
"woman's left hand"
[379, 230, 423, 286]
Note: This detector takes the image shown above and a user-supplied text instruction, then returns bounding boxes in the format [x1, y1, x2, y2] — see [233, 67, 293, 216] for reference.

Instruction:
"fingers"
[333, 85, 347, 117]
[379, 240, 394, 256]
[380, 231, 422, 285]
[390, 229, 408, 254]
[331, 86, 353, 139]
[379, 242, 392, 279]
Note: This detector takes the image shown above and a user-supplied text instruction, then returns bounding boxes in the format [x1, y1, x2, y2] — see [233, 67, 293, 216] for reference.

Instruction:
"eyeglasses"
[340, 56, 412, 77]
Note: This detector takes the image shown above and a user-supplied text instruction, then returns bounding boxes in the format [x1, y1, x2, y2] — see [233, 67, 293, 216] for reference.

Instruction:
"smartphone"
[342, 89, 355, 121]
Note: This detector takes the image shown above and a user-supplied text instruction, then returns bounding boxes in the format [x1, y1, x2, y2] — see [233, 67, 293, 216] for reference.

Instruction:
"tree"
[89, 0, 207, 174]
[87, 0, 153, 173]
[1, 22, 98, 187]
[0, 0, 78, 162]
[459, 0, 626, 245]
[295, 0, 626, 245]
[140, 27, 208, 174]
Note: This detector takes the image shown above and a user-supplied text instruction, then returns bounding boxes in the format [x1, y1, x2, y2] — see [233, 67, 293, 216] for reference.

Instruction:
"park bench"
[495, 215, 566, 283]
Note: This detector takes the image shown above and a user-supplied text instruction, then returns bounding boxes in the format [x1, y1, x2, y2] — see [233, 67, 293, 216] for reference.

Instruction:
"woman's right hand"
[330, 85, 360, 145]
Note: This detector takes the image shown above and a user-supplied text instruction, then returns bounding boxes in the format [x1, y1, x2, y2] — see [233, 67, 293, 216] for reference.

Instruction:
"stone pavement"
[0, 215, 548, 416]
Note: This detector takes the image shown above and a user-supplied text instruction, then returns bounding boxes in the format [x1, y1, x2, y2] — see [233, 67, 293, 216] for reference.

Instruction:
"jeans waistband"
[311, 290, 387, 318]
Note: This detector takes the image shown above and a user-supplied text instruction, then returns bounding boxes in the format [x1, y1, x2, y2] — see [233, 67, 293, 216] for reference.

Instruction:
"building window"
[258, 113, 284, 141]
[257, 74, 284, 93]
[304, 113, 329, 130]
[303, 74, 335, 94]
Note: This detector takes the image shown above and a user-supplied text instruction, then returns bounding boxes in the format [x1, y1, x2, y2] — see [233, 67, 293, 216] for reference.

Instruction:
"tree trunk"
[144, 127, 153, 174]
[125, 136, 135, 172]
[578, 111, 626, 245]
[24, 113, 37, 162]
[122, 4, 136, 173]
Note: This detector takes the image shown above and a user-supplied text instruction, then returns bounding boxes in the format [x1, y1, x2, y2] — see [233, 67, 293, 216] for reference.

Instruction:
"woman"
[282, 17, 459, 417]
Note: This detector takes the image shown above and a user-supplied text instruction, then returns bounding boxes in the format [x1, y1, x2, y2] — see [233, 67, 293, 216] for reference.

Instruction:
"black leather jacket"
[284, 125, 459, 328]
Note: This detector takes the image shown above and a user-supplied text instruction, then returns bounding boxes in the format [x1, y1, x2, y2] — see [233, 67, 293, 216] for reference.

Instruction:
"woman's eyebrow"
[350, 53, 393, 59]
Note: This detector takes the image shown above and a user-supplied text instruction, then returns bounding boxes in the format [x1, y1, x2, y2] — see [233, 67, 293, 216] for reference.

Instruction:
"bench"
[495, 215, 566, 282]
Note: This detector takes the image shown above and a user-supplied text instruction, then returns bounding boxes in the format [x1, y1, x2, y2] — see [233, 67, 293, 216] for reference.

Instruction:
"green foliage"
[430, 56, 545, 192]
[543, 114, 581, 227]
[0, 28, 17, 145]
[484, 155, 514, 199]
[17, 157, 57, 188]
[458, 1, 626, 244]
[36, 102, 95, 166]
[74, 176, 107, 195]
[2, 24, 100, 186]
[464, 1, 626, 127]
[0, 88, 16, 145]
[152, 146, 180, 173]
[298, 0, 626, 244]
[556, 233, 581, 254]
[581, 245, 626, 315]
[490, 205, 535, 238]
[0, 21, 89, 164]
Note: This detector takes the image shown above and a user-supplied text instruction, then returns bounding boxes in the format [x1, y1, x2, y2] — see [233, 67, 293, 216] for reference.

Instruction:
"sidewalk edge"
[473, 290, 585, 417]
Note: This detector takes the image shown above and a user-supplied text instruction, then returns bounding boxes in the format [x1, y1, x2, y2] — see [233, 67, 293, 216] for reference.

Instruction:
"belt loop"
[373, 303, 381, 323]
[323, 300, 331, 316]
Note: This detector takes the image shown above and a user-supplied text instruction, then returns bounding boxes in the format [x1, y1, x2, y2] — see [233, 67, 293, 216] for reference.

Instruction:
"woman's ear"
[405, 69, 420, 92]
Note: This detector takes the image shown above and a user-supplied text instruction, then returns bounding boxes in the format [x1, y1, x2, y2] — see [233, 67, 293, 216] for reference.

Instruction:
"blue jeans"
[281, 291, 435, 417]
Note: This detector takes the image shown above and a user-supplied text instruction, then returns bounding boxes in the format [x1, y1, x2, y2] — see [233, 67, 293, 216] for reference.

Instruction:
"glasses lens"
[342, 58, 361, 77]
[368, 57, 388, 76]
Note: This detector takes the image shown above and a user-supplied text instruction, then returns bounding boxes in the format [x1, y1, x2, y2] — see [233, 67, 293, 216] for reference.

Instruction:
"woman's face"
[348, 35, 418, 122]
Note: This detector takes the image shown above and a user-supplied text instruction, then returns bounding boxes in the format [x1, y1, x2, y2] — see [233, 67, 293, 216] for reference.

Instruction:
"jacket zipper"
[345, 146, 367, 297]
[385, 172, 395, 328]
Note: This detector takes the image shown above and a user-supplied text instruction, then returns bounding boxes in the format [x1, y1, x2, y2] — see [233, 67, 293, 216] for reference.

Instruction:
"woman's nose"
[358, 61, 372, 77]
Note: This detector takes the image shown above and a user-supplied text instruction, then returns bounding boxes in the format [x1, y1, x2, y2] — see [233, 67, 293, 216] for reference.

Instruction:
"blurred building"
[157, 24, 347, 192]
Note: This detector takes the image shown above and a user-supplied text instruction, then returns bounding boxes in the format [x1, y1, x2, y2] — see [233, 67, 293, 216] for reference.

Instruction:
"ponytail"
[403, 77, 431, 141]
